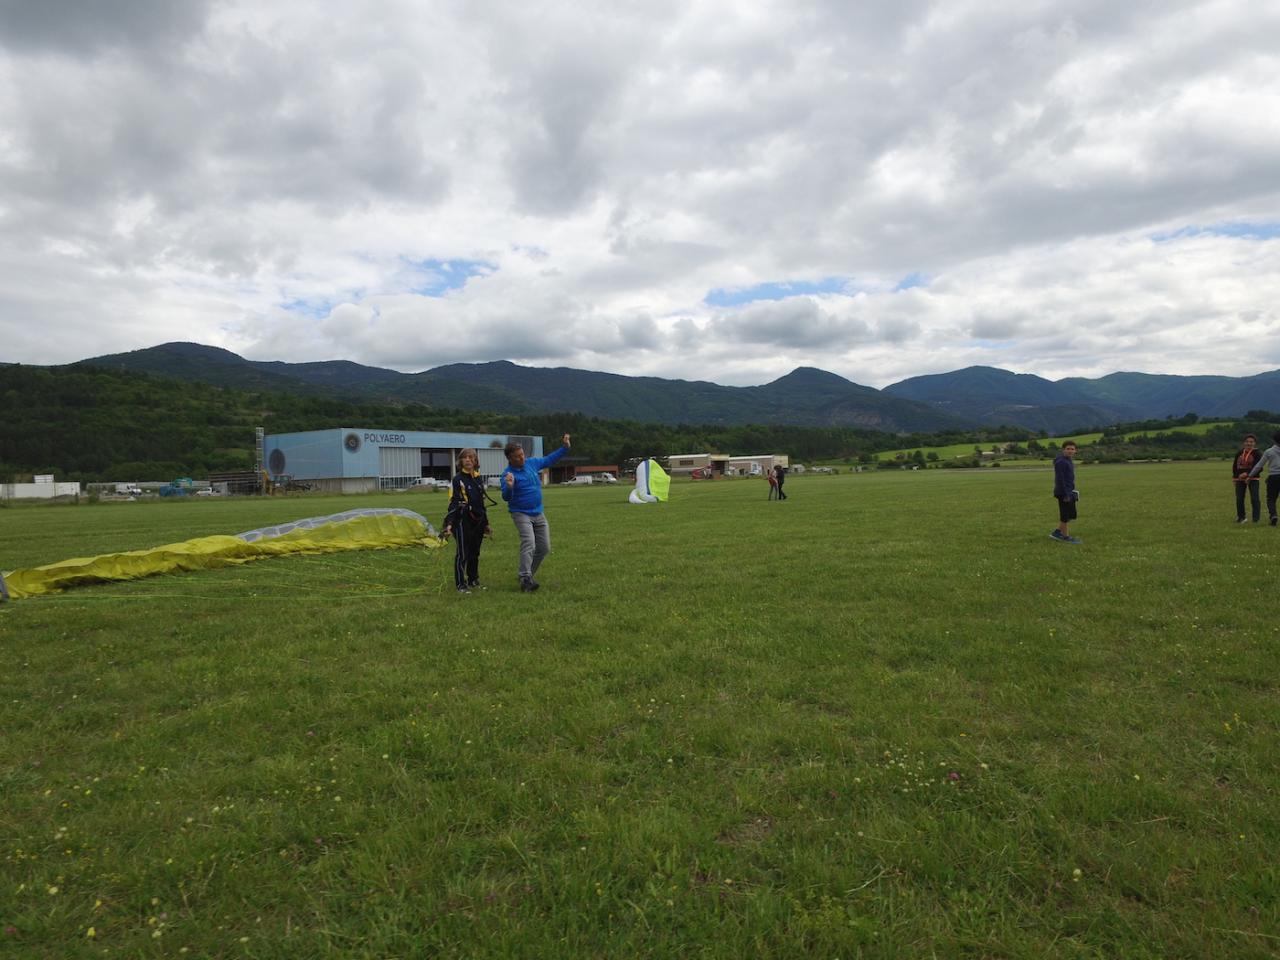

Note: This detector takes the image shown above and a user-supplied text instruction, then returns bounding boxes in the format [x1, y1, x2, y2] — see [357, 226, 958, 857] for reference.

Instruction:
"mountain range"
[67, 342, 1280, 434]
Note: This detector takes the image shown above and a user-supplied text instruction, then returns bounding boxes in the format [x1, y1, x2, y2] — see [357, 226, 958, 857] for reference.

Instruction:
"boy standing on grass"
[1051, 441, 1081, 544]
[1247, 431, 1280, 526]
[502, 433, 571, 592]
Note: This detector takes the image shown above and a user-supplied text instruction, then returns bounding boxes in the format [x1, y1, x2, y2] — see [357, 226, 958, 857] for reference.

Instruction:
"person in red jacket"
[1232, 433, 1262, 524]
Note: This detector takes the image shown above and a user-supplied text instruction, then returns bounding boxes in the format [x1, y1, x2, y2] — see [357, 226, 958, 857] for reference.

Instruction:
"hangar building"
[264, 428, 543, 494]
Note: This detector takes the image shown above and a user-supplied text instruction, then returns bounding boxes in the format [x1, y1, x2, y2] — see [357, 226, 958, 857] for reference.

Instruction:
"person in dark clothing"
[774, 464, 787, 500]
[1050, 441, 1080, 544]
[1232, 433, 1262, 523]
[442, 448, 492, 594]
[1248, 431, 1280, 526]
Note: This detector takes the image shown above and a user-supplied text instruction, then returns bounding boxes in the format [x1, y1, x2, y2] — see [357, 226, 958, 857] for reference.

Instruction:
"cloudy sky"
[2, 0, 1279, 388]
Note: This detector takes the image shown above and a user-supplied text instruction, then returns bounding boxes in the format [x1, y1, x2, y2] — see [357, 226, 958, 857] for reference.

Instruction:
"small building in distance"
[723, 454, 789, 477]
[264, 428, 544, 494]
[666, 453, 713, 475]
[666, 453, 789, 477]
[1, 475, 81, 500]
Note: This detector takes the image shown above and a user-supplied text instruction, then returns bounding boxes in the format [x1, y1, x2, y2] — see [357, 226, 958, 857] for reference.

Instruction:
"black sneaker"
[468, 580, 487, 591]
[520, 577, 539, 592]
[1272, 517, 1278, 527]
[456, 585, 471, 595]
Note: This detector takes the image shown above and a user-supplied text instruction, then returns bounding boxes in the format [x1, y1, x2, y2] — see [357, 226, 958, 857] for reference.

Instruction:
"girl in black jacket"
[442, 448, 492, 593]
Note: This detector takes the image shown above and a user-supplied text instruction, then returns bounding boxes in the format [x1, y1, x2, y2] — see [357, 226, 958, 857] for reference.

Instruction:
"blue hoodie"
[501, 445, 568, 515]
[1053, 453, 1076, 500]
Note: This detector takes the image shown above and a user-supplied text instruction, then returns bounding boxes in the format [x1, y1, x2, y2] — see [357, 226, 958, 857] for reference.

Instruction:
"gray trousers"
[510, 511, 551, 580]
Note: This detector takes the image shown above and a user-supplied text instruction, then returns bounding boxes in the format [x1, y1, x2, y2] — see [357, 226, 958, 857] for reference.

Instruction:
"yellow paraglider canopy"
[0, 508, 442, 600]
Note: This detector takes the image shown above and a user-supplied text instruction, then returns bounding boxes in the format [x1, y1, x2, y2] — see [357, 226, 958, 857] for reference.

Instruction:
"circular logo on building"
[268, 449, 286, 475]
[344, 432, 361, 452]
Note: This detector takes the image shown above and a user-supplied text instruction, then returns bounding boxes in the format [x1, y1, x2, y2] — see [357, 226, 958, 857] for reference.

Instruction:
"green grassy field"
[870, 420, 1247, 463]
[2, 463, 1277, 958]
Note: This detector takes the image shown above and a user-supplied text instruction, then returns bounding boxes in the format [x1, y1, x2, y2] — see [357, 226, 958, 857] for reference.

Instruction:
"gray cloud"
[1, 0, 1279, 391]
[0, 0, 212, 56]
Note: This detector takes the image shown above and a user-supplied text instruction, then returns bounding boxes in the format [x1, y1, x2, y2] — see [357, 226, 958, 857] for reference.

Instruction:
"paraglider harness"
[468, 487, 499, 525]
[449, 473, 498, 532]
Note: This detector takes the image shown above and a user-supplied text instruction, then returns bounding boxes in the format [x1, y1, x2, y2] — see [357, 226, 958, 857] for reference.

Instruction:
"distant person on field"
[441, 448, 492, 594]
[774, 464, 788, 501]
[1232, 433, 1262, 524]
[1247, 431, 1280, 527]
[1051, 441, 1081, 544]
[501, 433, 570, 592]
[767, 467, 778, 500]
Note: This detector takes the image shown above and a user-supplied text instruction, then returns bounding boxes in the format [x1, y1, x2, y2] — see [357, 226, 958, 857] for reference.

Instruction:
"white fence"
[1, 481, 82, 500]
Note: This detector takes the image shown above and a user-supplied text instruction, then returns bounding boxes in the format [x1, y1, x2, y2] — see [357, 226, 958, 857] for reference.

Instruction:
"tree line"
[1, 364, 1268, 483]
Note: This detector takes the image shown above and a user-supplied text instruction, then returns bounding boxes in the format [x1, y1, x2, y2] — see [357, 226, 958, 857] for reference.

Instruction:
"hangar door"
[379, 446, 422, 489]
[476, 448, 507, 478]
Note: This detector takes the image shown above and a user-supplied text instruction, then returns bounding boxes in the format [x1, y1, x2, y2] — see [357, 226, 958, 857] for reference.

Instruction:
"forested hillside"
[77, 342, 963, 432]
[5, 364, 1271, 482]
[1, 365, 913, 481]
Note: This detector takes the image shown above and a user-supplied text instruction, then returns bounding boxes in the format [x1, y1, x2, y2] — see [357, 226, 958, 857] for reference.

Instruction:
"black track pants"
[453, 520, 485, 587]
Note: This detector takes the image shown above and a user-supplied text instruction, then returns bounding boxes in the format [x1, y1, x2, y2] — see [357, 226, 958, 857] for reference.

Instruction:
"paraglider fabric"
[648, 460, 671, 501]
[628, 459, 670, 504]
[1, 508, 441, 600]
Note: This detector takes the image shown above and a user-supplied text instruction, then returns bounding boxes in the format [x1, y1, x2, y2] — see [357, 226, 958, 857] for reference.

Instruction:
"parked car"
[566, 475, 594, 485]
[409, 477, 450, 490]
[594, 473, 618, 484]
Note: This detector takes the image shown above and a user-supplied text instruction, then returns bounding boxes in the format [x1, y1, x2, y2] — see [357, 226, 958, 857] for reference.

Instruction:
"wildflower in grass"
[1072, 868, 1082, 882]
[47, 885, 59, 895]
[86, 927, 95, 938]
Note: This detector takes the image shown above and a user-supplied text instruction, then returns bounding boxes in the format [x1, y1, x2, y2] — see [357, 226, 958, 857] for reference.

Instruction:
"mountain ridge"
[68, 343, 1280, 433]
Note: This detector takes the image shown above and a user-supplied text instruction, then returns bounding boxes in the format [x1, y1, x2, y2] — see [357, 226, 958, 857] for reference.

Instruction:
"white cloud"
[1, 0, 1279, 391]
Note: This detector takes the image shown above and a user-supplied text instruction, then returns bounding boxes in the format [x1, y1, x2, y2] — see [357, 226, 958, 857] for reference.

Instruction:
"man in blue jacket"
[502, 433, 571, 592]
[1051, 440, 1081, 544]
